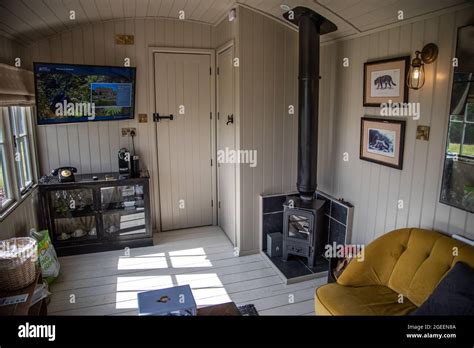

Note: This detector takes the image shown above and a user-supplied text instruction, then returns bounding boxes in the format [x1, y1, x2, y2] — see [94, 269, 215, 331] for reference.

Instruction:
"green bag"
[30, 229, 60, 284]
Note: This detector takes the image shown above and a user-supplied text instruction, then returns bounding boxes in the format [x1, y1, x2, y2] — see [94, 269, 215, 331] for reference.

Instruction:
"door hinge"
[217, 112, 220, 120]
[210, 67, 212, 75]
[217, 67, 220, 75]
[211, 200, 213, 207]
[210, 111, 212, 120]
[211, 159, 213, 166]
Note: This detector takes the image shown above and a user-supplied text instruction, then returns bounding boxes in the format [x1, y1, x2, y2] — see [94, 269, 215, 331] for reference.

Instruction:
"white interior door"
[217, 46, 236, 245]
[154, 52, 213, 231]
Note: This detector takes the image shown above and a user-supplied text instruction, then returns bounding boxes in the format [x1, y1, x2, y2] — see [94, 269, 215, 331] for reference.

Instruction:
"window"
[0, 111, 13, 211]
[0, 105, 37, 217]
[447, 93, 474, 158]
[10, 106, 34, 193]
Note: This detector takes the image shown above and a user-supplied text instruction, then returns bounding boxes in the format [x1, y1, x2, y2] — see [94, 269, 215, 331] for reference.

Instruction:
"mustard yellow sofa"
[315, 228, 474, 315]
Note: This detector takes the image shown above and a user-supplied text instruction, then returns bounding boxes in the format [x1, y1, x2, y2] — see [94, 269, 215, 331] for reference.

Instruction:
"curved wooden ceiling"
[0, 0, 470, 45]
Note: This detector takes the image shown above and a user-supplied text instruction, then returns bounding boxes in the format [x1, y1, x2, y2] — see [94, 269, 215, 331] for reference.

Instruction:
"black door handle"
[153, 113, 174, 122]
[226, 114, 234, 125]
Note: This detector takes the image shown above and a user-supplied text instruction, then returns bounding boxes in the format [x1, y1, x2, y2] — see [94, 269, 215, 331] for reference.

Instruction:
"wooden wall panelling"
[26, 17, 215, 231]
[237, 7, 299, 253]
[373, 29, 392, 240]
[0, 190, 39, 239]
[331, 7, 474, 244]
[251, 11, 265, 251]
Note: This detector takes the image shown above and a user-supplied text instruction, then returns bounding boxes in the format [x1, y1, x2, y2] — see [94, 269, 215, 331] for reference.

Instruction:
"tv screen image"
[34, 63, 136, 125]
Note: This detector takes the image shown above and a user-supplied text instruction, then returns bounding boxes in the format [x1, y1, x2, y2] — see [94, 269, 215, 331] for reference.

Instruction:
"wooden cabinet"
[38, 172, 153, 256]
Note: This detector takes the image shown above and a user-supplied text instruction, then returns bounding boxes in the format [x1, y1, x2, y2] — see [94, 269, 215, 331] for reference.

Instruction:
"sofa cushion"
[387, 229, 474, 306]
[315, 283, 417, 316]
[411, 262, 474, 315]
[336, 228, 474, 307]
[336, 228, 411, 287]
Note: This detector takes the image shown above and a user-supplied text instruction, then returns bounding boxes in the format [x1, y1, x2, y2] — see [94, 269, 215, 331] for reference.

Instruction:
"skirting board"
[238, 248, 260, 256]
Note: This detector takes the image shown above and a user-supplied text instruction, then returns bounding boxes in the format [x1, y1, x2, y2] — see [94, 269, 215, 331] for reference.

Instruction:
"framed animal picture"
[360, 117, 406, 170]
[363, 56, 410, 106]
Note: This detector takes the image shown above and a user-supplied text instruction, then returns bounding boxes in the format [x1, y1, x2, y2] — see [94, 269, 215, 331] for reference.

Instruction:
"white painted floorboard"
[48, 226, 326, 315]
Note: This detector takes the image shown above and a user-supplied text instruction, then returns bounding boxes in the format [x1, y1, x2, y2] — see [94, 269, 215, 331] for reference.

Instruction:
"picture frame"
[360, 117, 406, 170]
[363, 56, 410, 107]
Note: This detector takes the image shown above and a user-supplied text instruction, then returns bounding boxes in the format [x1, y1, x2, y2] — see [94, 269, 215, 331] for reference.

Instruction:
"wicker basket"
[0, 237, 38, 291]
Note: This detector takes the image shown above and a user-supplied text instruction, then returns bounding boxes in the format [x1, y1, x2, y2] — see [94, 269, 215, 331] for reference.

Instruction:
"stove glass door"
[287, 213, 311, 240]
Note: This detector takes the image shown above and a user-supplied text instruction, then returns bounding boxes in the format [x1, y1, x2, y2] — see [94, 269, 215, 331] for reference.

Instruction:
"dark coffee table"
[197, 302, 241, 316]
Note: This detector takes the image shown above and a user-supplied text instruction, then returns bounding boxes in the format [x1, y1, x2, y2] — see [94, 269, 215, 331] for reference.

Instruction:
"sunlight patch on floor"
[170, 256, 212, 268]
[115, 246, 231, 310]
[115, 286, 232, 309]
[117, 247, 213, 270]
[168, 248, 207, 256]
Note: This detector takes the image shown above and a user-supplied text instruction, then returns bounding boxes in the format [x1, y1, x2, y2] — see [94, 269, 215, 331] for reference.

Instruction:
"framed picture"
[360, 117, 406, 169]
[363, 56, 410, 106]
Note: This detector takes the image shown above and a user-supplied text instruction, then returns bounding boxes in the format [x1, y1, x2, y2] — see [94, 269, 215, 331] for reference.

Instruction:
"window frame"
[447, 101, 474, 159]
[0, 108, 15, 213]
[0, 105, 39, 220]
[9, 106, 35, 194]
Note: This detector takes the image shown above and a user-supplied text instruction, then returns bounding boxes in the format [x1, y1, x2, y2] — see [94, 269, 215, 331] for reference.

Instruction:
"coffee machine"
[118, 148, 140, 178]
[118, 148, 130, 176]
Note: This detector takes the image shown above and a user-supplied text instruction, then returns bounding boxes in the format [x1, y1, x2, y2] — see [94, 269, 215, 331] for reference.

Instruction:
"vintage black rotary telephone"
[51, 167, 77, 183]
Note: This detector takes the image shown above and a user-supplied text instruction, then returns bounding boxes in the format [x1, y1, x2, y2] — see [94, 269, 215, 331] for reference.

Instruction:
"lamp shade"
[407, 61, 425, 90]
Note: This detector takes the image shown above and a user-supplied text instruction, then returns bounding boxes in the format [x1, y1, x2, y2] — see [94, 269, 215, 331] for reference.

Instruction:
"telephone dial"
[51, 167, 77, 183]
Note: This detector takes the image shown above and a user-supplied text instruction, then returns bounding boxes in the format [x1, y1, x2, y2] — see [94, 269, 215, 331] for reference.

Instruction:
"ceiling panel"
[157, 0, 174, 17]
[79, 0, 103, 21]
[188, 0, 215, 21]
[318, 0, 469, 31]
[0, 3, 44, 44]
[168, 0, 188, 19]
[0, 0, 471, 46]
[146, 0, 162, 17]
[93, 0, 114, 20]
[182, 0, 203, 20]
[135, 0, 150, 17]
[109, 0, 125, 19]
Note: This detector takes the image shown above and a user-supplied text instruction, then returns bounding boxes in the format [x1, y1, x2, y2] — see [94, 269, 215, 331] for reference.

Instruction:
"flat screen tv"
[34, 62, 136, 125]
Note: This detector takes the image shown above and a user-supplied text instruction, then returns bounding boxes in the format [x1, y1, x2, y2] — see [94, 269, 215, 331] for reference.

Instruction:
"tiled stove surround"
[259, 191, 354, 283]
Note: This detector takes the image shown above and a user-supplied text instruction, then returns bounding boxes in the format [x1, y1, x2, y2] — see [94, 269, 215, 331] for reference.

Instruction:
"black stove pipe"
[284, 7, 337, 201]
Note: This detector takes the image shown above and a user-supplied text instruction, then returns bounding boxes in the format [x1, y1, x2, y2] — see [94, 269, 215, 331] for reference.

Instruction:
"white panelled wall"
[0, 35, 26, 67]
[0, 191, 39, 239]
[329, 7, 474, 242]
[24, 18, 213, 231]
[238, 7, 300, 253]
[230, 5, 474, 252]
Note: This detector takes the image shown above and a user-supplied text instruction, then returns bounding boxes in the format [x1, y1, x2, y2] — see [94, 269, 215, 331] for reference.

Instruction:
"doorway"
[153, 50, 215, 231]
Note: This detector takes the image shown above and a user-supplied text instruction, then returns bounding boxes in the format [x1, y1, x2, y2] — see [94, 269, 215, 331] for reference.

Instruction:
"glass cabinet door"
[49, 188, 98, 242]
[50, 188, 94, 216]
[100, 185, 147, 238]
[53, 216, 98, 242]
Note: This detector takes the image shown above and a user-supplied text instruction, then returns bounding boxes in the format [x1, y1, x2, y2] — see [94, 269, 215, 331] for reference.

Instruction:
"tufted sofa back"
[337, 228, 474, 307]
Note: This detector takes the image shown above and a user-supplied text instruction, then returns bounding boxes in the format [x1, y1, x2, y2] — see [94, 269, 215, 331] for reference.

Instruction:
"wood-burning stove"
[282, 195, 327, 268]
[280, 7, 337, 268]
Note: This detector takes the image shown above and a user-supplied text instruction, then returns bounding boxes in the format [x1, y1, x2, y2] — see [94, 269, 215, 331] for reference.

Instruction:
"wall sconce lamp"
[407, 43, 439, 90]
